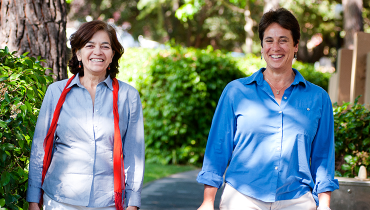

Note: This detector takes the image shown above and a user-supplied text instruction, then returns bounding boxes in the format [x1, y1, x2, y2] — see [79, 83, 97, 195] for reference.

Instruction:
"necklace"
[265, 74, 294, 95]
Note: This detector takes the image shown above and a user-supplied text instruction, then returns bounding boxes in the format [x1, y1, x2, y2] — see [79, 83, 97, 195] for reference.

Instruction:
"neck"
[263, 68, 294, 83]
[79, 72, 106, 88]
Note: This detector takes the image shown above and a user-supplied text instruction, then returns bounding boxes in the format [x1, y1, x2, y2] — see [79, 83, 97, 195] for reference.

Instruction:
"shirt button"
[284, 96, 287, 99]
[307, 108, 310, 111]
[279, 111, 282, 113]
[275, 167, 278, 170]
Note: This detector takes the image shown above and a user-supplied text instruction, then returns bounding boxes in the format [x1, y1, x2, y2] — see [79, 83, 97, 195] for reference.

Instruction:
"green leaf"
[0, 120, 6, 128]
[0, 76, 8, 82]
[341, 164, 351, 171]
[0, 171, 11, 186]
[363, 138, 370, 146]
[9, 73, 21, 80]
[4, 92, 10, 102]
[0, 198, 5, 207]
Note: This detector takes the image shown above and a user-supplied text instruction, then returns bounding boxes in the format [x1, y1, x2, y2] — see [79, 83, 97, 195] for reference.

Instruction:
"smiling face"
[261, 23, 298, 72]
[76, 30, 114, 77]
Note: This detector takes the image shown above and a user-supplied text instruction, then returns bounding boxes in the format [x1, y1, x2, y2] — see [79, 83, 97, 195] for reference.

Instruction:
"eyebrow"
[264, 36, 289, 40]
[87, 41, 111, 45]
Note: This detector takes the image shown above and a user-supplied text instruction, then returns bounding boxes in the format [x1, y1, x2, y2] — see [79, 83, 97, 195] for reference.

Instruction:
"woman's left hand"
[126, 206, 138, 210]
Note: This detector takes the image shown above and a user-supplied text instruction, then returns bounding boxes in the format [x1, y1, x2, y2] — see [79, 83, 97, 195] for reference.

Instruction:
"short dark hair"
[68, 20, 124, 78]
[258, 8, 300, 47]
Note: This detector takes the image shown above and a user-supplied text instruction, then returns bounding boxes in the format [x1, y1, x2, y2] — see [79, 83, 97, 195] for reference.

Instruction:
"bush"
[119, 47, 246, 165]
[333, 97, 370, 177]
[233, 54, 331, 91]
[0, 47, 53, 210]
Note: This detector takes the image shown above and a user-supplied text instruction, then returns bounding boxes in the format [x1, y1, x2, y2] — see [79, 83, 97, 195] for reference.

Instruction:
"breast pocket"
[293, 107, 321, 139]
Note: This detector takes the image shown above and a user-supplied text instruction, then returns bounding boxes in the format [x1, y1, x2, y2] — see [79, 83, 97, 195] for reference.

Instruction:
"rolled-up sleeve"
[26, 86, 55, 203]
[310, 93, 339, 199]
[197, 84, 235, 189]
[124, 88, 145, 208]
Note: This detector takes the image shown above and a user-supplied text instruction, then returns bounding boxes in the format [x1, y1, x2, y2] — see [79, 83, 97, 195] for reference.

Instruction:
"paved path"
[140, 169, 223, 210]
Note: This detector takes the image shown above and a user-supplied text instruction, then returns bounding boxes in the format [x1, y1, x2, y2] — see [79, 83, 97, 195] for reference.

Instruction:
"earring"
[294, 53, 297, 59]
[108, 64, 111, 70]
[261, 55, 262, 60]
[78, 61, 82, 68]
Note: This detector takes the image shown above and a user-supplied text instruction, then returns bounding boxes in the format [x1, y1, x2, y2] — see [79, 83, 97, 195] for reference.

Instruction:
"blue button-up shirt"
[27, 74, 145, 208]
[197, 68, 339, 205]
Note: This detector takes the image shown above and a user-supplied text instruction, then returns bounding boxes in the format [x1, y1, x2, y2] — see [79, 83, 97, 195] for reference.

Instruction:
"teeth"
[91, 59, 103, 62]
[271, 55, 282, 58]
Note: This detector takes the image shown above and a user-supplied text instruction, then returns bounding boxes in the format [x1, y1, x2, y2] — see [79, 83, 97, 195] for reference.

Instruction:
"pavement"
[140, 169, 223, 210]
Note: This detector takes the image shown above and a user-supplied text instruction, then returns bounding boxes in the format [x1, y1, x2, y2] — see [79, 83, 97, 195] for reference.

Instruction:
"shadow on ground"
[140, 169, 223, 210]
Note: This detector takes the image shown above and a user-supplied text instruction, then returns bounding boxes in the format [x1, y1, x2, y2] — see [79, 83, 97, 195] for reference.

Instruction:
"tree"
[342, 0, 363, 49]
[0, 0, 68, 80]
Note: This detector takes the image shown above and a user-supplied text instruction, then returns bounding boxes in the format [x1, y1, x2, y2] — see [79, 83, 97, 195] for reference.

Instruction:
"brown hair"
[68, 20, 124, 78]
[258, 8, 300, 47]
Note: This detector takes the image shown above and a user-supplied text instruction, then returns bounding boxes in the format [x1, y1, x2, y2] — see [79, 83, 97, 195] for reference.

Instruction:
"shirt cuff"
[313, 178, 340, 194]
[26, 184, 42, 203]
[125, 189, 141, 208]
[196, 170, 224, 189]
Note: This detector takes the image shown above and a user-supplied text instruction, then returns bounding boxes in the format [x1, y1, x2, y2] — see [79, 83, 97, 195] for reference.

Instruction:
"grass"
[143, 162, 198, 184]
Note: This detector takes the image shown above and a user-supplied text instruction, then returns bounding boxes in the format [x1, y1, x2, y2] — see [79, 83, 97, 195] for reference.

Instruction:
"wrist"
[317, 206, 331, 210]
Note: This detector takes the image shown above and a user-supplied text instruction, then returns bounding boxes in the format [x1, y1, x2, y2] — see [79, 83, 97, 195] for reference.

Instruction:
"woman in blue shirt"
[27, 21, 144, 210]
[197, 8, 339, 210]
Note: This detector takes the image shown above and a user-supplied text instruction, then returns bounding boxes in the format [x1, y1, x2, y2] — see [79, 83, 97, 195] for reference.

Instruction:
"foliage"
[0, 47, 53, 210]
[233, 53, 331, 91]
[333, 97, 370, 178]
[119, 47, 246, 165]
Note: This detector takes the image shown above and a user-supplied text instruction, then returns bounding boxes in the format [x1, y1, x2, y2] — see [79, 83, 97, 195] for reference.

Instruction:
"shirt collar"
[243, 68, 307, 87]
[67, 73, 114, 91]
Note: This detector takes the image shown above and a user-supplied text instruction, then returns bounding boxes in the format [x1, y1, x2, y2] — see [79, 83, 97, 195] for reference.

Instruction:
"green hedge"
[333, 97, 370, 177]
[120, 47, 246, 164]
[0, 47, 53, 209]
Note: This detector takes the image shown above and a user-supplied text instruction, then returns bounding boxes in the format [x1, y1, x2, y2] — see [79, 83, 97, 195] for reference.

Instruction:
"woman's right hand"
[29, 202, 41, 210]
[197, 201, 214, 210]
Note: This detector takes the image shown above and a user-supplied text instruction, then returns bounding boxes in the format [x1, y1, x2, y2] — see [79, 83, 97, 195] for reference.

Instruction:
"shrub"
[119, 47, 246, 165]
[0, 47, 53, 210]
[333, 97, 370, 177]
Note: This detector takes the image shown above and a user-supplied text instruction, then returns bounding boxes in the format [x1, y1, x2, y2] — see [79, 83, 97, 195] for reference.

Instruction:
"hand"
[28, 202, 41, 210]
[197, 201, 214, 210]
[126, 206, 138, 210]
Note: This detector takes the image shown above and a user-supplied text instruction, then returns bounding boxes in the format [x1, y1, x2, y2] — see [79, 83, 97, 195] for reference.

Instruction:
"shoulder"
[116, 79, 139, 95]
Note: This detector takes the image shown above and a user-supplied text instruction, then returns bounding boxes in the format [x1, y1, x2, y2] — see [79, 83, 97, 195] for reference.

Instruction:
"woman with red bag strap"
[26, 20, 144, 210]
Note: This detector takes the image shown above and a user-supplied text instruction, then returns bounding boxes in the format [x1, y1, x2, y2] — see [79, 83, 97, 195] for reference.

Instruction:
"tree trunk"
[0, 0, 68, 81]
[343, 0, 363, 49]
[244, 6, 253, 53]
[263, 0, 280, 13]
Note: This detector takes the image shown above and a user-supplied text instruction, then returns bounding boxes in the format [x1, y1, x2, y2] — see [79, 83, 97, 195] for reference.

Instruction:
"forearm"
[318, 191, 331, 208]
[202, 185, 218, 205]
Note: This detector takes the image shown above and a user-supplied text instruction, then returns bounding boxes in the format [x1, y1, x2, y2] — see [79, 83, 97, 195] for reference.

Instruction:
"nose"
[271, 41, 280, 51]
[93, 46, 102, 54]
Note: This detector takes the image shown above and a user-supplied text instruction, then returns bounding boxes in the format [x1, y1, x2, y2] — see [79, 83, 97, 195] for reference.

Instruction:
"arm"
[310, 93, 339, 207]
[123, 88, 145, 208]
[27, 87, 55, 204]
[198, 185, 218, 210]
[318, 191, 331, 208]
[197, 84, 236, 208]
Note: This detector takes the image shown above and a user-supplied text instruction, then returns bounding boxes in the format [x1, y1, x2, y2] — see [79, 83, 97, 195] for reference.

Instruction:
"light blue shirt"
[27, 74, 145, 208]
[197, 68, 339, 205]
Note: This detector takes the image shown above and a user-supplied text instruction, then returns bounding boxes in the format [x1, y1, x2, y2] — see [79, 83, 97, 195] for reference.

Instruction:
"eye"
[85, 45, 94, 48]
[102, 45, 111, 49]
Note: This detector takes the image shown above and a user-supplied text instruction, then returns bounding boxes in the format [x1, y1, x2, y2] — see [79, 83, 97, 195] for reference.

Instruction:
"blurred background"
[65, 0, 370, 68]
